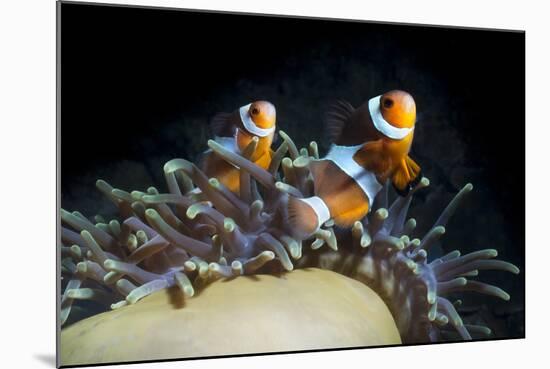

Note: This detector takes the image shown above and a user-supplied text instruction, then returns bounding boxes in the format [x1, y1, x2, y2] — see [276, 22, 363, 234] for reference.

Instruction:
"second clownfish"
[202, 101, 277, 193]
[287, 90, 423, 239]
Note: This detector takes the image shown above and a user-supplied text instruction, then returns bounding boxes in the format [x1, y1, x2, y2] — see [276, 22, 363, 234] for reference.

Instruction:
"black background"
[60, 2, 525, 339]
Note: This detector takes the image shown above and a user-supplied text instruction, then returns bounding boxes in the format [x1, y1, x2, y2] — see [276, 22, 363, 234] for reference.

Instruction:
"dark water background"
[60, 3, 525, 340]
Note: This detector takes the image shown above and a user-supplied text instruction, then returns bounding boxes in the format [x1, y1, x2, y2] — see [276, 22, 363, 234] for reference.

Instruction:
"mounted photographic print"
[57, 1, 525, 367]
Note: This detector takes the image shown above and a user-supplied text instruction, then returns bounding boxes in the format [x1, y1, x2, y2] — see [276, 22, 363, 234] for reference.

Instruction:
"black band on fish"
[368, 95, 414, 140]
[324, 144, 382, 206]
[239, 104, 276, 137]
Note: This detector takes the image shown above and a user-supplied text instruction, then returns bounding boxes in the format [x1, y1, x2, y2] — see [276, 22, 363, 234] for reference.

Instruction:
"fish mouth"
[235, 128, 259, 141]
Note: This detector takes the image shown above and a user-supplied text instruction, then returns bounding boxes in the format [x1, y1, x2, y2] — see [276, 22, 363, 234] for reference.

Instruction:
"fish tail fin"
[392, 155, 422, 196]
[287, 196, 330, 240]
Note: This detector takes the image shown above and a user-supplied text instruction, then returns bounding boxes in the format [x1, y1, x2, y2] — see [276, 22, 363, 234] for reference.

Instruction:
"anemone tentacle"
[60, 135, 519, 344]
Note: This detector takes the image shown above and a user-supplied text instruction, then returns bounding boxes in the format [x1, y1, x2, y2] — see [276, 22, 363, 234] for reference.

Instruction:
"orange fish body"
[203, 101, 276, 193]
[288, 90, 422, 239]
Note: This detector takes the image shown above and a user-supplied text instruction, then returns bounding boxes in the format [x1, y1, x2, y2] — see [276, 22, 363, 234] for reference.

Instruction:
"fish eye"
[251, 107, 260, 115]
[383, 98, 394, 109]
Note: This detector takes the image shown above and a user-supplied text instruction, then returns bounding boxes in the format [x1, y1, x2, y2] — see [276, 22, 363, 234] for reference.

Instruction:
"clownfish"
[287, 90, 422, 239]
[202, 101, 277, 193]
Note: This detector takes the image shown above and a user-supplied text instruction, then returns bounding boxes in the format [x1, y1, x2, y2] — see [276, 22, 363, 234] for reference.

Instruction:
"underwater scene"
[58, 2, 525, 367]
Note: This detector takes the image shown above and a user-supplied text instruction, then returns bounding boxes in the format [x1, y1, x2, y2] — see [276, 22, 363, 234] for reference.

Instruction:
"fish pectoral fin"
[392, 156, 423, 196]
[405, 155, 421, 179]
[325, 100, 355, 143]
[353, 140, 390, 174]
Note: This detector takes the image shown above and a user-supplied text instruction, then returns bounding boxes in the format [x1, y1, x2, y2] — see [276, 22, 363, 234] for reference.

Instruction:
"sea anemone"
[61, 269, 401, 364]
[60, 131, 519, 359]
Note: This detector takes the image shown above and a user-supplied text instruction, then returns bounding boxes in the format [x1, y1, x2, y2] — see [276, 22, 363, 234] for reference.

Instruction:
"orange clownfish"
[202, 101, 277, 193]
[288, 90, 422, 239]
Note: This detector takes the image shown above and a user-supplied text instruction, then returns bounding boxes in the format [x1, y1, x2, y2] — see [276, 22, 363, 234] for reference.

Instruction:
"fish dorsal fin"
[324, 100, 355, 143]
[210, 112, 234, 137]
